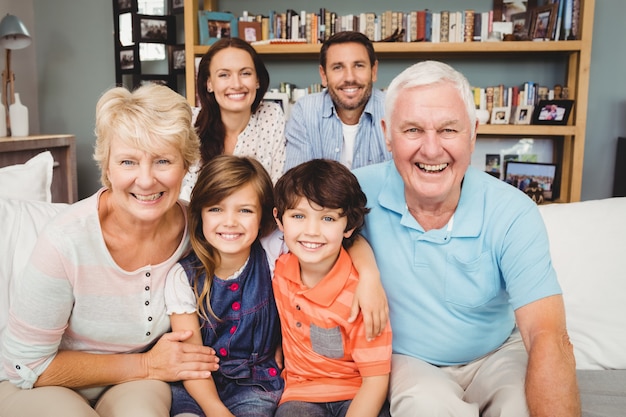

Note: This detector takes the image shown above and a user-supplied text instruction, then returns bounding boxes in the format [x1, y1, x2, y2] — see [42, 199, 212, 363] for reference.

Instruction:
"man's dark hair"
[319, 31, 377, 69]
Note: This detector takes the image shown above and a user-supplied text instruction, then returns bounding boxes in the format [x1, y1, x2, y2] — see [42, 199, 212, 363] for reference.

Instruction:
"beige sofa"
[1, 154, 625, 415]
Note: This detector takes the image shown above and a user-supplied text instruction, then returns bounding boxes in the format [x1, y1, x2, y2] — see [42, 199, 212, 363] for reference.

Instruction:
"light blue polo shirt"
[354, 161, 561, 366]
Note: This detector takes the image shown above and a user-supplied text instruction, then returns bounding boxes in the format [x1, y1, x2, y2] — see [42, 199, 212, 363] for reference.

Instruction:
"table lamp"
[0, 14, 32, 136]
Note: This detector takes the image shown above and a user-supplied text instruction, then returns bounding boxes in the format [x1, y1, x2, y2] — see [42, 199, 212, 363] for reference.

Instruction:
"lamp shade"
[0, 14, 32, 50]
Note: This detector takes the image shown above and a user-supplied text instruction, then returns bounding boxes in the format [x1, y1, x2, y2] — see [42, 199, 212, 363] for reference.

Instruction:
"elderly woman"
[0, 84, 219, 417]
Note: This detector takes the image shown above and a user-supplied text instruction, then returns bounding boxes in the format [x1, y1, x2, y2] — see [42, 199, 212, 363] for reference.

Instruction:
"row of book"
[233, 1, 581, 44]
[473, 82, 568, 115]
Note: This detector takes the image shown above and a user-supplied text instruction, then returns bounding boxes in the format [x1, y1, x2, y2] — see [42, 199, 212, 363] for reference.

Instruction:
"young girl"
[165, 155, 283, 417]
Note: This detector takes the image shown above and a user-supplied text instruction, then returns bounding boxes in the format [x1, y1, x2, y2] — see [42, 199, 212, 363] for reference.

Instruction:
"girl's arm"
[347, 235, 389, 340]
[170, 313, 234, 417]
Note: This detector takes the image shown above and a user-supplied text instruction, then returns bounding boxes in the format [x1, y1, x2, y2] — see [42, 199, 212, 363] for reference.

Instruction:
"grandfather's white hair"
[384, 60, 477, 136]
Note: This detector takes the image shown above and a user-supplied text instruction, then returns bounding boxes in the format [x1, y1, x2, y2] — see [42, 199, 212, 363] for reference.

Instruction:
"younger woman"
[180, 37, 285, 202]
[166, 155, 283, 417]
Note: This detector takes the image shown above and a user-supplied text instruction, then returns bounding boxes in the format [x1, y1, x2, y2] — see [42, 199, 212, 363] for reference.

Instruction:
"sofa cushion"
[0, 198, 68, 337]
[539, 198, 626, 370]
[0, 151, 54, 202]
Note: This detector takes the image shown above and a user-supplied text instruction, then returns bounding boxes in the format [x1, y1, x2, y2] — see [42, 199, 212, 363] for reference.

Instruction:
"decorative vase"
[9, 93, 29, 137]
[476, 108, 490, 125]
[0, 102, 6, 137]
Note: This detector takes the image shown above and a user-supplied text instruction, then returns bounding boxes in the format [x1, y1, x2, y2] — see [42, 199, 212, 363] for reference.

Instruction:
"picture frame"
[531, 100, 574, 125]
[512, 105, 533, 125]
[168, 0, 184, 14]
[492, 0, 537, 22]
[490, 106, 511, 124]
[529, 4, 557, 40]
[140, 74, 177, 90]
[238, 21, 262, 43]
[119, 46, 138, 72]
[510, 11, 530, 40]
[169, 45, 185, 73]
[133, 14, 176, 44]
[198, 11, 238, 45]
[114, 0, 137, 14]
[263, 91, 290, 118]
[504, 160, 559, 202]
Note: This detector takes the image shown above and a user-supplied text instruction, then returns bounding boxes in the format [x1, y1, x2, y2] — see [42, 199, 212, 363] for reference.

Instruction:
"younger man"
[284, 32, 390, 171]
[272, 159, 392, 417]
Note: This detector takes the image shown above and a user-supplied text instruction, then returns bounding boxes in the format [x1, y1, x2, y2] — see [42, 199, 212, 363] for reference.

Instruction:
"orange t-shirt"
[272, 248, 392, 404]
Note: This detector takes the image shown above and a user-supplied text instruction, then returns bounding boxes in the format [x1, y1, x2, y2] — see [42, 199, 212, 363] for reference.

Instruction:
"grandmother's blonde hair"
[93, 84, 200, 188]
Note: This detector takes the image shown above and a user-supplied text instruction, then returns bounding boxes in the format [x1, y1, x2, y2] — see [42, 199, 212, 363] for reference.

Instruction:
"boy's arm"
[345, 374, 389, 417]
[347, 235, 389, 340]
[170, 313, 234, 417]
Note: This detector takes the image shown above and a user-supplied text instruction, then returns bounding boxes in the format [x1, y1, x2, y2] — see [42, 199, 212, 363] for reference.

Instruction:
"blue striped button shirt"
[284, 88, 391, 172]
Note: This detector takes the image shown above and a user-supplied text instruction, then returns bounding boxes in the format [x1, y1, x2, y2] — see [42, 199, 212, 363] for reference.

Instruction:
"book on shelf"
[440, 11, 450, 42]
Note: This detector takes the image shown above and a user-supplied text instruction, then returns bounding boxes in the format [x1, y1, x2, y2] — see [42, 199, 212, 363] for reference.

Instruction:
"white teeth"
[301, 242, 323, 249]
[134, 192, 162, 201]
[418, 163, 448, 172]
[220, 233, 239, 240]
[343, 88, 358, 93]
[228, 93, 245, 99]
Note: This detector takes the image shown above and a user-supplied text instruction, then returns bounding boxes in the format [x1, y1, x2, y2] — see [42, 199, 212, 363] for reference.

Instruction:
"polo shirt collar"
[281, 248, 352, 307]
[377, 162, 484, 238]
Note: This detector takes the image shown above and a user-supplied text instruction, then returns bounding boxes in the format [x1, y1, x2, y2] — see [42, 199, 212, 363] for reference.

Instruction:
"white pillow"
[539, 198, 626, 370]
[0, 198, 68, 339]
[0, 151, 54, 202]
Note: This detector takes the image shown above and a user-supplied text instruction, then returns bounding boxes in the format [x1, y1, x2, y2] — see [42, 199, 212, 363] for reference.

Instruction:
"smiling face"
[106, 136, 186, 223]
[384, 82, 477, 211]
[319, 42, 378, 122]
[201, 183, 262, 267]
[207, 47, 259, 116]
[275, 197, 354, 281]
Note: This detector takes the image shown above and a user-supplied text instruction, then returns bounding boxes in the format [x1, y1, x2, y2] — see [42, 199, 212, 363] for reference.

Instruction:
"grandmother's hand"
[143, 330, 220, 381]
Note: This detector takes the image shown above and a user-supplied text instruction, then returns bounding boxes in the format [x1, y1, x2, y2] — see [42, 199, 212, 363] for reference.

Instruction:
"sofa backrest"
[0, 198, 68, 336]
[539, 197, 626, 370]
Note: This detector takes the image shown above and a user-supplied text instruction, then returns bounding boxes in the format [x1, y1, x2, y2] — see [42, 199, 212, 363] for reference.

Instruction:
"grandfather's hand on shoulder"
[143, 330, 220, 381]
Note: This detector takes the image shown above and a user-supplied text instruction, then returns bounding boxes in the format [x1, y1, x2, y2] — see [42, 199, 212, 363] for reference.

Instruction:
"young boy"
[272, 159, 392, 417]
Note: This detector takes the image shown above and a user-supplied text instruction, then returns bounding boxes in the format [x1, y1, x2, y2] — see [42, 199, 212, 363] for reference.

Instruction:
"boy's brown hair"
[274, 159, 369, 248]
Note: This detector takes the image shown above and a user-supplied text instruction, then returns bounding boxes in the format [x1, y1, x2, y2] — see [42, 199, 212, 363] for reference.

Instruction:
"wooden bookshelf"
[183, 0, 594, 202]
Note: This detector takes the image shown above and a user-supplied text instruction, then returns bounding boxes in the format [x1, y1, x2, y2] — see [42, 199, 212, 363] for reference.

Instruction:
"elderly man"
[353, 61, 580, 417]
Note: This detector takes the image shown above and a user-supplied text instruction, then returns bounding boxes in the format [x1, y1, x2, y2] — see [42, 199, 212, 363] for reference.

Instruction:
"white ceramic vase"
[0, 102, 6, 137]
[476, 108, 490, 125]
[9, 93, 29, 137]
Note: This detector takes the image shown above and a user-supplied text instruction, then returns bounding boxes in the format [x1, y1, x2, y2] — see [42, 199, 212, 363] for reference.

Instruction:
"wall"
[0, 1, 39, 135]
[3, 0, 623, 200]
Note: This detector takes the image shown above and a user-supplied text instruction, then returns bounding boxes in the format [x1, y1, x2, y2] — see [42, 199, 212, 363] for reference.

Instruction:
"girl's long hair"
[188, 155, 275, 321]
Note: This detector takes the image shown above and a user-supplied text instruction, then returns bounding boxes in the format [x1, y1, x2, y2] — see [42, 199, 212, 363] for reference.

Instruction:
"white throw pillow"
[0, 198, 68, 341]
[0, 151, 54, 202]
[539, 198, 626, 370]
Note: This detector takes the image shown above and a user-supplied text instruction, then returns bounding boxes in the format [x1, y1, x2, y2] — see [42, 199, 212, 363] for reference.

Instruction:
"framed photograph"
[504, 161, 559, 202]
[263, 91, 290, 118]
[168, 0, 184, 14]
[512, 105, 533, 125]
[238, 21, 262, 43]
[140, 74, 177, 90]
[531, 100, 574, 125]
[510, 11, 530, 40]
[492, 0, 537, 22]
[169, 45, 185, 73]
[119, 47, 138, 72]
[114, 0, 137, 14]
[490, 107, 511, 124]
[133, 14, 176, 44]
[529, 4, 557, 40]
[198, 11, 238, 45]
[485, 154, 502, 178]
